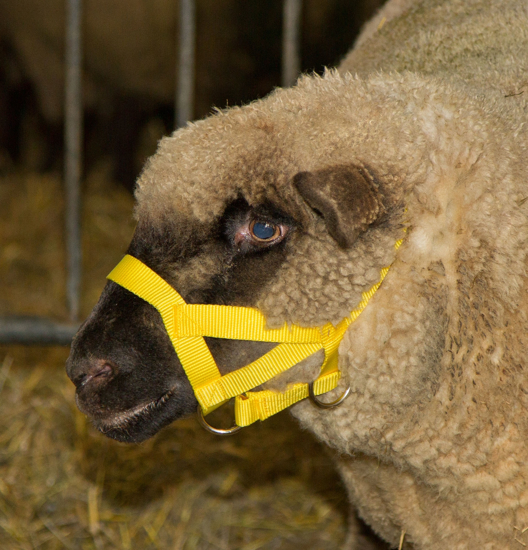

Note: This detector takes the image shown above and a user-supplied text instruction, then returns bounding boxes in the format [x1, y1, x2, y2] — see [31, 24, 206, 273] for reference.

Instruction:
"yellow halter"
[107, 238, 402, 431]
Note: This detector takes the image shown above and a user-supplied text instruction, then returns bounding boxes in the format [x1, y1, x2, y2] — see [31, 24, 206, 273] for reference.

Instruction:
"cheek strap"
[107, 240, 402, 427]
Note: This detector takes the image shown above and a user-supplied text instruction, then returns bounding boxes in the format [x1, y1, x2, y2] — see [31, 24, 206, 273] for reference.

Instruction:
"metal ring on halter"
[308, 382, 351, 409]
[197, 406, 243, 436]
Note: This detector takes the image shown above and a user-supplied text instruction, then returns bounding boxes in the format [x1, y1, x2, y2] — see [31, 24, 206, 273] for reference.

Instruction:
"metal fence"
[0, 0, 303, 346]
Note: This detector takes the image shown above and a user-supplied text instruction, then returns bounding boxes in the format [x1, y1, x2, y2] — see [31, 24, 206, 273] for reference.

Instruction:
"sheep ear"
[293, 164, 385, 248]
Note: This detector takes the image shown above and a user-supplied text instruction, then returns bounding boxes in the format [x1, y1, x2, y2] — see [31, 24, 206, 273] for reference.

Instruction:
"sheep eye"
[231, 216, 289, 251]
[249, 220, 281, 242]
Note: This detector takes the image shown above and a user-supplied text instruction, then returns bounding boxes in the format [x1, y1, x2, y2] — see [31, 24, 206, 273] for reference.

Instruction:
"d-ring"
[308, 382, 351, 409]
[197, 406, 243, 436]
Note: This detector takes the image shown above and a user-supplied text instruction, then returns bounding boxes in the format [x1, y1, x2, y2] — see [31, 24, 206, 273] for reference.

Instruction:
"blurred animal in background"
[0, 0, 383, 191]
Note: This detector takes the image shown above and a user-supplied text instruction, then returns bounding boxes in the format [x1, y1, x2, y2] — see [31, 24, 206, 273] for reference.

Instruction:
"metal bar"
[64, 0, 83, 322]
[0, 317, 79, 346]
[282, 0, 302, 87]
[176, 0, 196, 128]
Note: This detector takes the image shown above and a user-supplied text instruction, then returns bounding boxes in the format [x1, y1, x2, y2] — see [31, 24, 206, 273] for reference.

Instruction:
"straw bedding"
[0, 166, 349, 549]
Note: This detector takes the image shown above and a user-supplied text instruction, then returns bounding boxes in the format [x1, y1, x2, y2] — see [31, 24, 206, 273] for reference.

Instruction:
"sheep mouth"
[90, 387, 177, 443]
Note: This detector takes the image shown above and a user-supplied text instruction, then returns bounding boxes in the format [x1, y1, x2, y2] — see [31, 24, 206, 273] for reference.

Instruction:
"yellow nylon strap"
[174, 304, 345, 414]
[108, 255, 338, 414]
[107, 236, 403, 426]
[235, 370, 341, 426]
[108, 256, 328, 414]
[174, 304, 322, 343]
[195, 342, 321, 413]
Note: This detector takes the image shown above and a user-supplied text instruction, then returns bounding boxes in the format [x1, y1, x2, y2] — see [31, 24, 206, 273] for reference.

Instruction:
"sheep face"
[66, 201, 299, 442]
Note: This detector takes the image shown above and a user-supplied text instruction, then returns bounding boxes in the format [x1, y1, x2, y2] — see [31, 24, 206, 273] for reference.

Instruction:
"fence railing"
[0, 0, 303, 346]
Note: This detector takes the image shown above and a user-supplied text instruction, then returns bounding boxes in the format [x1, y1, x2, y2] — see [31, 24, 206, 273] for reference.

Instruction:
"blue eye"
[250, 220, 280, 241]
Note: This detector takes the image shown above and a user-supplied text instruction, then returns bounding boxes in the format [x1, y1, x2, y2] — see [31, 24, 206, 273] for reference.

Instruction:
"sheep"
[66, 0, 528, 548]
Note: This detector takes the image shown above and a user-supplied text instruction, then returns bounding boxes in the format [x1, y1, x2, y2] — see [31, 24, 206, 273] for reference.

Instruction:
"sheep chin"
[91, 386, 177, 443]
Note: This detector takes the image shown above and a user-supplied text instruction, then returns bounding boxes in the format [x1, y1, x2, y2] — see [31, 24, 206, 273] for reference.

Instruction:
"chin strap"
[107, 238, 403, 429]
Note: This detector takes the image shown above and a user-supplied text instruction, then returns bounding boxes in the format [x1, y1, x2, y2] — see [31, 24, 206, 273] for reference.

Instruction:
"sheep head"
[66, 71, 526, 452]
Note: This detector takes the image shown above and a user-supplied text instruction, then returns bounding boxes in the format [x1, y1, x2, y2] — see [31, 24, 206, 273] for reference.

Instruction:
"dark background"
[0, 0, 385, 191]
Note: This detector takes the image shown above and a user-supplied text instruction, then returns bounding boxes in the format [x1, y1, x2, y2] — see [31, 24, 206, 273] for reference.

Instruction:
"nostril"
[91, 363, 113, 381]
[76, 360, 116, 389]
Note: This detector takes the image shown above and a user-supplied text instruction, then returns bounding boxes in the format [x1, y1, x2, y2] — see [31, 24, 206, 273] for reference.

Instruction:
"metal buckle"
[308, 382, 350, 409]
[197, 405, 242, 436]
